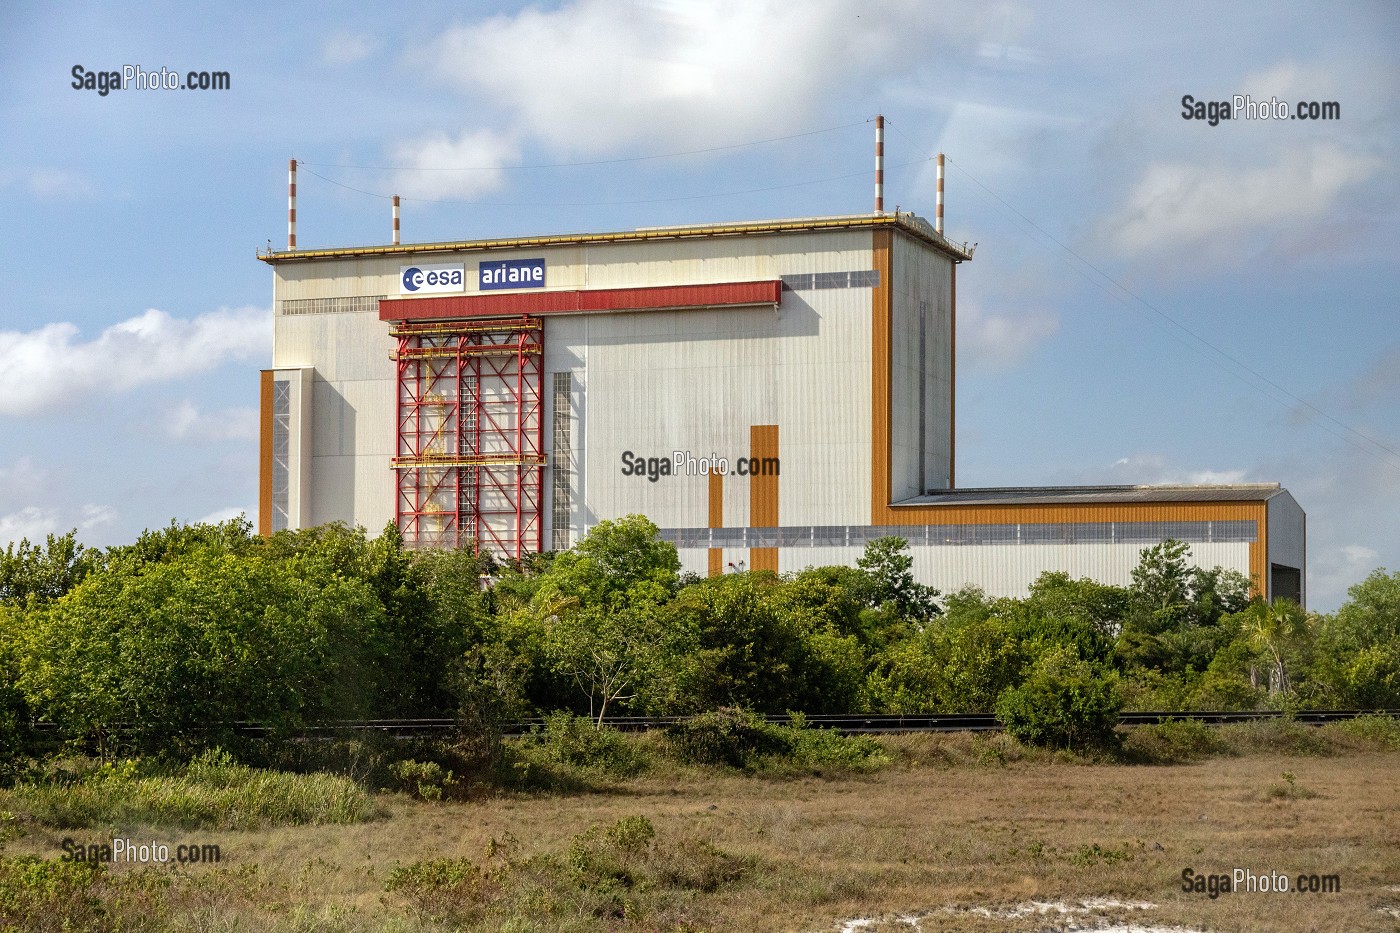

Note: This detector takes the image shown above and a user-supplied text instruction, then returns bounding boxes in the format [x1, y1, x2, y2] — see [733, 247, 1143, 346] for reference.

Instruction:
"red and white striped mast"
[287, 158, 297, 250]
[874, 114, 885, 213]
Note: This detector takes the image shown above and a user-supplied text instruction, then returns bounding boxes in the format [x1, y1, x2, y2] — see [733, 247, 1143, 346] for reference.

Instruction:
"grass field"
[2, 724, 1398, 931]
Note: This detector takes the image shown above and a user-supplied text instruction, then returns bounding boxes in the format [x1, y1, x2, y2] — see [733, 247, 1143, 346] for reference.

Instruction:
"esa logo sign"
[480, 258, 546, 290]
[400, 264, 465, 294]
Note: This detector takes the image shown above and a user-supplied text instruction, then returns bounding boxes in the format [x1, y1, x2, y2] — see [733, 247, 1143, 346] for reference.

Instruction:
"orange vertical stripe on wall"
[258, 370, 274, 536]
[749, 424, 779, 573]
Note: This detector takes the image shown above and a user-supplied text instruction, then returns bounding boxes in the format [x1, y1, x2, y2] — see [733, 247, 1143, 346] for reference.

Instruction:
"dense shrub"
[509, 712, 649, 780]
[389, 759, 456, 801]
[663, 708, 788, 768]
[663, 708, 889, 773]
[1121, 717, 1228, 762]
[995, 647, 1122, 751]
[0, 856, 105, 931]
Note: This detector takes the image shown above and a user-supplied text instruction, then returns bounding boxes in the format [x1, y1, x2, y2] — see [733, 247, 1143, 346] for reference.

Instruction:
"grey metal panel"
[1267, 490, 1307, 604]
[890, 233, 954, 497]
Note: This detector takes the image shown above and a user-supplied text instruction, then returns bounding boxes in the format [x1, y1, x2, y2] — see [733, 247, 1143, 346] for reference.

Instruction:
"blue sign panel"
[479, 258, 546, 290]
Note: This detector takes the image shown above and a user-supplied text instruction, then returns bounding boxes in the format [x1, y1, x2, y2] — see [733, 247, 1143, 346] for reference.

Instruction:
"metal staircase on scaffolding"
[390, 316, 544, 559]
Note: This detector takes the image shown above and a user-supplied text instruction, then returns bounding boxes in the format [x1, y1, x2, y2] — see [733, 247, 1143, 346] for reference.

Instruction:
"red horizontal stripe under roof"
[380, 280, 781, 322]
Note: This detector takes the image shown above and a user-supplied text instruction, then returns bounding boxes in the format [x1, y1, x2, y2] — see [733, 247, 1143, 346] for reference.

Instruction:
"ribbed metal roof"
[897, 484, 1285, 507]
[256, 212, 973, 264]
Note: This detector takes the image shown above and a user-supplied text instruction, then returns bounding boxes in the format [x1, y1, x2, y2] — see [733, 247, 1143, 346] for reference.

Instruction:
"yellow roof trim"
[256, 213, 973, 265]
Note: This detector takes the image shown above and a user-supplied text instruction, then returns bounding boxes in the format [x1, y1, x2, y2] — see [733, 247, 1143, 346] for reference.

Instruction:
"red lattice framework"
[391, 317, 544, 558]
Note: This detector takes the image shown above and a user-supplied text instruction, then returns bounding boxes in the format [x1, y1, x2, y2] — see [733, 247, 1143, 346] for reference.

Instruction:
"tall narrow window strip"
[551, 372, 572, 551]
[271, 380, 291, 532]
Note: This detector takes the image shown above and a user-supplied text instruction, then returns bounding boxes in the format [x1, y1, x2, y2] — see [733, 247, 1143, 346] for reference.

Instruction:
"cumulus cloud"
[1087, 455, 1253, 486]
[420, 0, 998, 155]
[1309, 543, 1383, 608]
[0, 503, 116, 548]
[0, 458, 45, 504]
[389, 129, 520, 200]
[166, 401, 260, 442]
[957, 303, 1059, 371]
[0, 306, 271, 416]
[1099, 142, 1381, 258]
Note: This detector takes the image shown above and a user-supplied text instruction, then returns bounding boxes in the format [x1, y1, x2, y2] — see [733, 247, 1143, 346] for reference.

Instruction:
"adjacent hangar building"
[256, 205, 1306, 604]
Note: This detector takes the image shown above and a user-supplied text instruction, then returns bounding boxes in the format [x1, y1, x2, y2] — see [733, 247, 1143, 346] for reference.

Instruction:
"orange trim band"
[258, 370, 274, 536]
[871, 229, 893, 520]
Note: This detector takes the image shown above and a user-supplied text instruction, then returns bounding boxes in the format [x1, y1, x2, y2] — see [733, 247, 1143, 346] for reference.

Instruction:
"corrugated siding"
[880, 500, 1269, 598]
[1267, 491, 1307, 603]
[777, 542, 1252, 600]
[890, 233, 954, 498]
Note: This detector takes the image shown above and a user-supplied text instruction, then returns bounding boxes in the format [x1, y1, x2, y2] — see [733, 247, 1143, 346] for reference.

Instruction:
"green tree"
[14, 547, 387, 756]
[540, 515, 680, 607]
[995, 646, 1122, 750]
[526, 517, 683, 724]
[1118, 540, 1252, 675]
[544, 600, 672, 727]
[1241, 598, 1312, 696]
[866, 616, 1027, 714]
[0, 531, 98, 606]
[1310, 569, 1400, 707]
[856, 536, 941, 623]
[1023, 572, 1130, 637]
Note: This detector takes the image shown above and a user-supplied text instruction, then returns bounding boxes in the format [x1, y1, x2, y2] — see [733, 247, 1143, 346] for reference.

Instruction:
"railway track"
[29, 709, 1395, 741]
[243, 708, 1400, 737]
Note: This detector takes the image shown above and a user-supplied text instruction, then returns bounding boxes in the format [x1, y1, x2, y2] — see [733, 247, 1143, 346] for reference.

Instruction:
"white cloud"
[0, 503, 116, 548]
[1099, 455, 1251, 486]
[1309, 543, 1382, 609]
[1237, 61, 1339, 104]
[1099, 142, 1381, 258]
[0, 458, 44, 505]
[957, 302, 1059, 371]
[166, 401, 259, 441]
[321, 31, 376, 65]
[389, 130, 520, 200]
[421, 0, 998, 156]
[0, 306, 271, 416]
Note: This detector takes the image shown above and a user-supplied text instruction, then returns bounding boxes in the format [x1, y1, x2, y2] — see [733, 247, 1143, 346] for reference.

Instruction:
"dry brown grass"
[4, 734, 1399, 931]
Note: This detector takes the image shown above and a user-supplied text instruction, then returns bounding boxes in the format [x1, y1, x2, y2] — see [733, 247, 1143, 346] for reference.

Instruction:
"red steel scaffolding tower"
[391, 316, 545, 559]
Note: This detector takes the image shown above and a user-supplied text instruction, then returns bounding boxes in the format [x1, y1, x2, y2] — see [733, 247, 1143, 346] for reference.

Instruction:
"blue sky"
[0, 1, 1396, 610]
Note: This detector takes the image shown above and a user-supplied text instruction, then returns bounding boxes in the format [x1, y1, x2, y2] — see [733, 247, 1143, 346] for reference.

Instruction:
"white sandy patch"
[828, 898, 1215, 932]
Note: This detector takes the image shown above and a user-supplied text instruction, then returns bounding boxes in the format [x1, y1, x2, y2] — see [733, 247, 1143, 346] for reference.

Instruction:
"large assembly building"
[257, 158, 1306, 604]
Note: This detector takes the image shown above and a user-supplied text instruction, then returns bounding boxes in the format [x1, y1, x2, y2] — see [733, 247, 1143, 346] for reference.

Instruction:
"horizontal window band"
[654, 520, 1257, 550]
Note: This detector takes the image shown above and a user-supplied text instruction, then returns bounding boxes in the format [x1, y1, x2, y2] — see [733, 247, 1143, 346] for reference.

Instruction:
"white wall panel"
[773, 541, 1252, 599]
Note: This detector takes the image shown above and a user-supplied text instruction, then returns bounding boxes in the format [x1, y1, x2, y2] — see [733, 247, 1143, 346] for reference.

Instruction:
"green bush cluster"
[3, 515, 1398, 772]
[509, 712, 651, 782]
[663, 708, 889, 773]
[0, 856, 104, 931]
[995, 647, 1122, 751]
